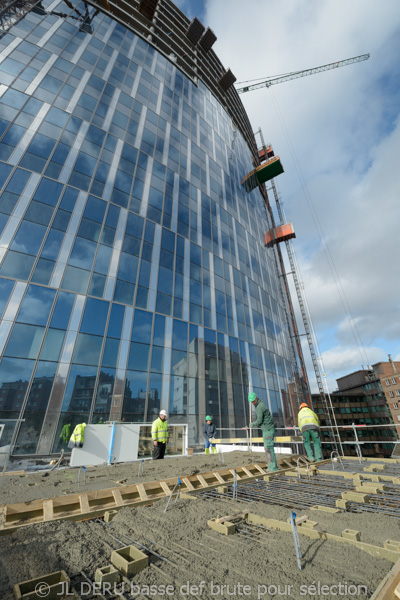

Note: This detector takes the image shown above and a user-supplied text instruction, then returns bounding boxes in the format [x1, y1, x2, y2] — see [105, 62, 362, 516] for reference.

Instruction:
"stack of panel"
[218, 69, 236, 92]
[138, 0, 158, 20]
[199, 27, 217, 52]
[185, 17, 205, 44]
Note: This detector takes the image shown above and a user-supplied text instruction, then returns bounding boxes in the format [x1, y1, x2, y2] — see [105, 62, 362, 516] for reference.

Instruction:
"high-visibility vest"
[298, 407, 320, 432]
[151, 417, 169, 443]
[69, 423, 86, 447]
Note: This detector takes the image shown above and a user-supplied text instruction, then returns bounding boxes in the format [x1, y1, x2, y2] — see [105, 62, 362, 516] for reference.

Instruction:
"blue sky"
[175, 1, 400, 393]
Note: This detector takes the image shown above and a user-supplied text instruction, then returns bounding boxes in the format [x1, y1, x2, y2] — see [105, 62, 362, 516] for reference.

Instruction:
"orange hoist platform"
[264, 223, 296, 247]
[242, 156, 284, 192]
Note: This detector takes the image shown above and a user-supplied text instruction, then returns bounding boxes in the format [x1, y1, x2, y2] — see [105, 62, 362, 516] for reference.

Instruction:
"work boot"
[268, 463, 279, 472]
[212, 447, 217, 454]
[205, 448, 210, 455]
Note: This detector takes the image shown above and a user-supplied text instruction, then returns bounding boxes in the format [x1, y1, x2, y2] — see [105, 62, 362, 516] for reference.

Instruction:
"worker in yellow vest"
[151, 409, 169, 459]
[298, 403, 323, 462]
[68, 423, 86, 449]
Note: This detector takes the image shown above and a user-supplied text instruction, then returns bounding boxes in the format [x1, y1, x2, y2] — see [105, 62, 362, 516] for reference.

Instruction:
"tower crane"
[238, 54, 370, 452]
[236, 53, 370, 94]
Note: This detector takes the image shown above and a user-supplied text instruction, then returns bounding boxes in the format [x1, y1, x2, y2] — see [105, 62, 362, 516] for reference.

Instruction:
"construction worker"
[248, 392, 278, 472]
[298, 402, 323, 462]
[202, 415, 217, 454]
[151, 409, 169, 460]
[68, 423, 86, 449]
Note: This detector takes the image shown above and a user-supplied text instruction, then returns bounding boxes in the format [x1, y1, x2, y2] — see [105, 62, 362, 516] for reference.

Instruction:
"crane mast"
[237, 53, 370, 94]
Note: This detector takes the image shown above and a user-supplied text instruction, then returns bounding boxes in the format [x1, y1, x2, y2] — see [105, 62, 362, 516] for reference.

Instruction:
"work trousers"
[263, 429, 278, 471]
[302, 428, 323, 461]
[152, 442, 166, 460]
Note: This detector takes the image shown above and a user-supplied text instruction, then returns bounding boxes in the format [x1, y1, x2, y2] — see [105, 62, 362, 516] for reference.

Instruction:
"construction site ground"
[1, 452, 400, 599]
[0, 451, 283, 506]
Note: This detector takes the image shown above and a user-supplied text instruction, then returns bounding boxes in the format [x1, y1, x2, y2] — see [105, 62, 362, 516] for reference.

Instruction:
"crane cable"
[267, 86, 370, 369]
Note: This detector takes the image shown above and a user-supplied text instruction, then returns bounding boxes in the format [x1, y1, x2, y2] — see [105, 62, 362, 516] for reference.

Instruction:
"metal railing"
[215, 422, 400, 459]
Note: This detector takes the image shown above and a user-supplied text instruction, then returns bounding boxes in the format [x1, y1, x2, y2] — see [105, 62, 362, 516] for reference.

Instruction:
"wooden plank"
[241, 467, 253, 477]
[136, 484, 148, 502]
[196, 475, 208, 487]
[79, 495, 90, 514]
[254, 464, 266, 474]
[112, 489, 124, 506]
[182, 477, 195, 491]
[43, 500, 54, 522]
[213, 472, 225, 483]
[0, 507, 6, 529]
[229, 469, 242, 480]
[160, 481, 171, 495]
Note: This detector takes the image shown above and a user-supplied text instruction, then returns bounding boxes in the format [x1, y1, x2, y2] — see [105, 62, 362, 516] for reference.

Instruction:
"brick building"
[312, 367, 398, 458]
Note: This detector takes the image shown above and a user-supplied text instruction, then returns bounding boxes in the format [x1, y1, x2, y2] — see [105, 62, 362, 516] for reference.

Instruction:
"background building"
[0, 0, 306, 457]
[313, 366, 399, 458]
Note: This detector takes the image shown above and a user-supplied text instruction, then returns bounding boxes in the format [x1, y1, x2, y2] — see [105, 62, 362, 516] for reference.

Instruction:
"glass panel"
[0, 251, 35, 280]
[69, 237, 97, 271]
[61, 364, 97, 412]
[80, 298, 109, 336]
[170, 375, 187, 415]
[11, 220, 47, 255]
[52, 412, 90, 453]
[92, 368, 115, 422]
[50, 291, 75, 330]
[147, 372, 162, 418]
[131, 309, 152, 343]
[137, 424, 185, 456]
[127, 342, 150, 371]
[17, 284, 56, 326]
[5, 323, 45, 359]
[62, 265, 90, 294]
[31, 258, 55, 285]
[171, 350, 187, 376]
[40, 329, 65, 362]
[102, 338, 120, 368]
[122, 370, 147, 421]
[0, 357, 35, 413]
[150, 346, 163, 373]
[72, 333, 103, 366]
[107, 303, 125, 339]
[0, 278, 14, 318]
[172, 319, 187, 351]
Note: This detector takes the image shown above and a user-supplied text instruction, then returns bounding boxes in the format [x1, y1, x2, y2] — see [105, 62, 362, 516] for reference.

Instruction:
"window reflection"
[61, 365, 97, 412]
[5, 323, 45, 360]
[122, 370, 147, 422]
[92, 368, 115, 421]
[0, 357, 35, 414]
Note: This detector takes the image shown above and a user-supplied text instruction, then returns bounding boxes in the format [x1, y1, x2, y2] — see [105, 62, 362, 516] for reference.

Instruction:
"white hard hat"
[159, 409, 167, 417]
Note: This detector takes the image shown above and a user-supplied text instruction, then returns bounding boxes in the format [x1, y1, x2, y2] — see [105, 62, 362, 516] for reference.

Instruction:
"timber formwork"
[0, 455, 305, 534]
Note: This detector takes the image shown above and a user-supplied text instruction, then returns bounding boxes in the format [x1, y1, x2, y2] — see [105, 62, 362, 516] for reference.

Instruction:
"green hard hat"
[206, 415, 212, 421]
[248, 392, 257, 402]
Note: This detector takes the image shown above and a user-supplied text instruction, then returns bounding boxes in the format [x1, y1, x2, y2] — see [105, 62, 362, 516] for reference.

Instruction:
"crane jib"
[236, 53, 370, 94]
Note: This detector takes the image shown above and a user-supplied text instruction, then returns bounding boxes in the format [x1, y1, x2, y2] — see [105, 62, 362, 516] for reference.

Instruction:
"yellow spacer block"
[341, 491, 370, 503]
[341, 529, 361, 541]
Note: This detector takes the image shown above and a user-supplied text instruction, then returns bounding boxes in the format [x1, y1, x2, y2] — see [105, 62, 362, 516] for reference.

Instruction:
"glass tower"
[0, 0, 304, 457]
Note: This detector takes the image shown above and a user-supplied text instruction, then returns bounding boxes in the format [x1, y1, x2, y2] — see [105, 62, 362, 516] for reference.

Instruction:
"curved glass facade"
[0, 0, 302, 456]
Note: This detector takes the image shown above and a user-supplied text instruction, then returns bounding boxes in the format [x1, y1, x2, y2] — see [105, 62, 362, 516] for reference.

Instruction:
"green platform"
[242, 156, 284, 192]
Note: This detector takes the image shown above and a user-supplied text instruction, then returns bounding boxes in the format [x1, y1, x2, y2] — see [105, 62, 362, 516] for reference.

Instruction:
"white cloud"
[204, 0, 400, 390]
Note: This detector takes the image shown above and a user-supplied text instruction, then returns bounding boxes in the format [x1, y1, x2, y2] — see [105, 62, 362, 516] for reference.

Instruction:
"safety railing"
[214, 422, 400, 459]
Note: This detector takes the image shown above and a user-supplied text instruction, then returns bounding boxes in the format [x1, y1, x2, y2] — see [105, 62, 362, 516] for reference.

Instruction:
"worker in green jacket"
[248, 392, 278, 472]
[298, 403, 323, 462]
[151, 409, 169, 460]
